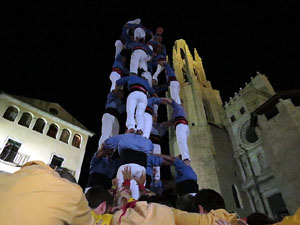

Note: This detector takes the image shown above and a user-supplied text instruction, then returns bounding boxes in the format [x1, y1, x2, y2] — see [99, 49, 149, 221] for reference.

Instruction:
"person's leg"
[176, 124, 190, 161]
[142, 113, 152, 139]
[134, 27, 146, 40]
[142, 71, 152, 87]
[98, 113, 114, 148]
[115, 40, 123, 59]
[139, 51, 150, 73]
[153, 104, 159, 117]
[109, 71, 121, 91]
[170, 80, 181, 104]
[130, 49, 144, 75]
[153, 64, 165, 81]
[153, 144, 161, 180]
[126, 92, 138, 130]
[135, 92, 147, 131]
[127, 18, 141, 24]
[111, 116, 120, 137]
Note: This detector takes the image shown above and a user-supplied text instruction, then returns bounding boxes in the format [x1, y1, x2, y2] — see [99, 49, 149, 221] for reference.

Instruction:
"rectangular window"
[0, 139, 22, 164]
[49, 154, 64, 169]
[240, 107, 246, 115]
[230, 115, 236, 123]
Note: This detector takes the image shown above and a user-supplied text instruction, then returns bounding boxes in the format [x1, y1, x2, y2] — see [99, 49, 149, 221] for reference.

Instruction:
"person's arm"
[102, 135, 119, 150]
[154, 154, 176, 164]
[116, 76, 129, 87]
[164, 63, 175, 77]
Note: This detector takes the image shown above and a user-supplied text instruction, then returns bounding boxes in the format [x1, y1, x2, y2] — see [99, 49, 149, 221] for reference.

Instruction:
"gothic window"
[3, 106, 18, 121]
[232, 184, 243, 209]
[203, 99, 215, 123]
[239, 120, 258, 145]
[47, 124, 58, 139]
[72, 134, 81, 148]
[180, 48, 186, 60]
[18, 112, 33, 128]
[60, 129, 70, 144]
[231, 115, 236, 123]
[240, 107, 246, 115]
[33, 118, 46, 133]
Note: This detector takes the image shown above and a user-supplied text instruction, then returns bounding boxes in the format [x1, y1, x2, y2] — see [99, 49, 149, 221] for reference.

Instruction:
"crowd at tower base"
[0, 18, 299, 225]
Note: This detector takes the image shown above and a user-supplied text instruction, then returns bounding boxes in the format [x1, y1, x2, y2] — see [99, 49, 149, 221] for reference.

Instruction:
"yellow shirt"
[275, 208, 300, 225]
[0, 161, 95, 225]
[172, 208, 238, 225]
[91, 211, 112, 225]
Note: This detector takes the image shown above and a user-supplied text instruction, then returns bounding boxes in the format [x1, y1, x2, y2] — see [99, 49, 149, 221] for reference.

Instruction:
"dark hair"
[139, 195, 159, 203]
[192, 189, 225, 213]
[176, 194, 195, 212]
[158, 192, 178, 208]
[85, 186, 113, 209]
[56, 167, 77, 183]
[247, 212, 275, 225]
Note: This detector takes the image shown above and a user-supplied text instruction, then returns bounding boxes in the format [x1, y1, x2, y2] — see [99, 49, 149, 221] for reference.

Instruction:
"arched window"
[18, 112, 32, 128]
[232, 184, 243, 209]
[3, 106, 18, 121]
[60, 129, 70, 144]
[72, 134, 81, 148]
[47, 124, 58, 139]
[33, 118, 46, 133]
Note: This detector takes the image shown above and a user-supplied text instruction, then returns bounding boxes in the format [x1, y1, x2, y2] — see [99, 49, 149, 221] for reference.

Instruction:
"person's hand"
[96, 219, 103, 225]
[237, 219, 248, 225]
[134, 171, 146, 185]
[162, 97, 172, 104]
[152, 93, 158, 98]
[122, 166, 132, 181]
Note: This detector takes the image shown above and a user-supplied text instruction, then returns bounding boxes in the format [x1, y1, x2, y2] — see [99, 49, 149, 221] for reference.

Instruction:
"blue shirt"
[112, 54, 129, 75]
[105, 92, 125, 114]
[171, 100, 186, 120]
[147, 97, 163, 110]
[126, 41, 153, 56]
[173, 158, 197, 183]
[89, 153, 122, 179]
[146, 154, 164, 176]
[164, 63, 176, 78]
[116, 76, 155, 95]
[103, 133, 154, 155]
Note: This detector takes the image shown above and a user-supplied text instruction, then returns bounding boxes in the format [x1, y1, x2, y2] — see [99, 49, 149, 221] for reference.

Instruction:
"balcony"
[0, 149, 30, 167]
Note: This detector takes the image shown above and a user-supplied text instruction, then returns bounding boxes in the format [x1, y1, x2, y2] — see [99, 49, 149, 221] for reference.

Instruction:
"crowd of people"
[0, 18, 299, 225]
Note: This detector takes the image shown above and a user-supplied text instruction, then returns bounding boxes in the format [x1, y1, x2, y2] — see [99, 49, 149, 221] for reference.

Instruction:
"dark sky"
[1, 1, 300, 133]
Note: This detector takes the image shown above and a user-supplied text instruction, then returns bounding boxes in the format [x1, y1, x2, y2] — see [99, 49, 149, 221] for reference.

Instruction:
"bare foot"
[183, 159, 191, 166]
[136, 129, 143, 135]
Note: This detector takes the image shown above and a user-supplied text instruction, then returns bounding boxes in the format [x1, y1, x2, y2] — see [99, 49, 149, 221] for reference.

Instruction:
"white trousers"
[130, 49, 149, 74]
[142, 71, 153, 87]
[153, 64, 165, 81]
[176, 123, 190, 161]
[115, 40, 123, 59]
[109, 71, 121, 91]
[142, 112, 152, 139]
[98, 113, 120, 148]
[126, 91, 147, 130]
[170, 80, 181, 104]
[134, 27, 146, 40]
[153, 143, 161, 180]
[117, 163, 146, 200]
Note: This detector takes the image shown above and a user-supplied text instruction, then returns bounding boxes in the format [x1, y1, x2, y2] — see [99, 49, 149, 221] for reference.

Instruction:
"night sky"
[1, 1, 300, 185]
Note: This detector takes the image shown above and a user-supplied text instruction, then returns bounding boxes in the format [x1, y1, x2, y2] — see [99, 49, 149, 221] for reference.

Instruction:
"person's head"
[55, 167, 77, 183]
[139, 194, 159, 203]
[85, 186, 113, 214]
[114, 187, 132, 208]
[176, 194, 195, 212]
[192, 189, 225, 214]
[247, 212, 275, 225]
[159, 191, 178, 208]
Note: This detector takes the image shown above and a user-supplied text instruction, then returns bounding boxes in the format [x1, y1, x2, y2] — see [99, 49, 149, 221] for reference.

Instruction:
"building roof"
[250, 89, 300, 128]
[5, 93, 89, 131]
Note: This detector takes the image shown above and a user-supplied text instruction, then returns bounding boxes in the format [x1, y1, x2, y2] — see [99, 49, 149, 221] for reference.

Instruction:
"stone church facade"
[168, 39, 299, 218]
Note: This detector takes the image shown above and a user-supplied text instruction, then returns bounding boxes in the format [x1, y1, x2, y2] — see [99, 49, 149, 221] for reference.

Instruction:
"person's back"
[0, 161, 94, 225]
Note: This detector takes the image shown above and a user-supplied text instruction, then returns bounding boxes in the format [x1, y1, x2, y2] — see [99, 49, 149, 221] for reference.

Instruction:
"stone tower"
[251, 90, 300, 214]
[224, 73, 290, 220]
[168, 40, 252, 216]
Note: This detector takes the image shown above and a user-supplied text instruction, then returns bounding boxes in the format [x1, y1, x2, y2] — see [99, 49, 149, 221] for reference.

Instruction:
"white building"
[0, 93, 94, 180]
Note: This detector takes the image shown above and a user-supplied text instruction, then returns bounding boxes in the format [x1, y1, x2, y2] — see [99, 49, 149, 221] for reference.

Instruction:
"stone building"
[168, 39, 252, 217]
[224, 73, 290, 220]
[251, 90, 300, 215]
[0, 92, 93, 180]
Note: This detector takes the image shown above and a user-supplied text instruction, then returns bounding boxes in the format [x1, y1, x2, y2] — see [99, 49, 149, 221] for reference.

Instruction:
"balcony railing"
[0, 149, 30, 166]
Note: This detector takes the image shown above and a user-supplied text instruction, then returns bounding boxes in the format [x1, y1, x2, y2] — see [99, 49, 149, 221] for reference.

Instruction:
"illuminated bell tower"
[168, 39, 225, 192]
[168, 40, 252, 216]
